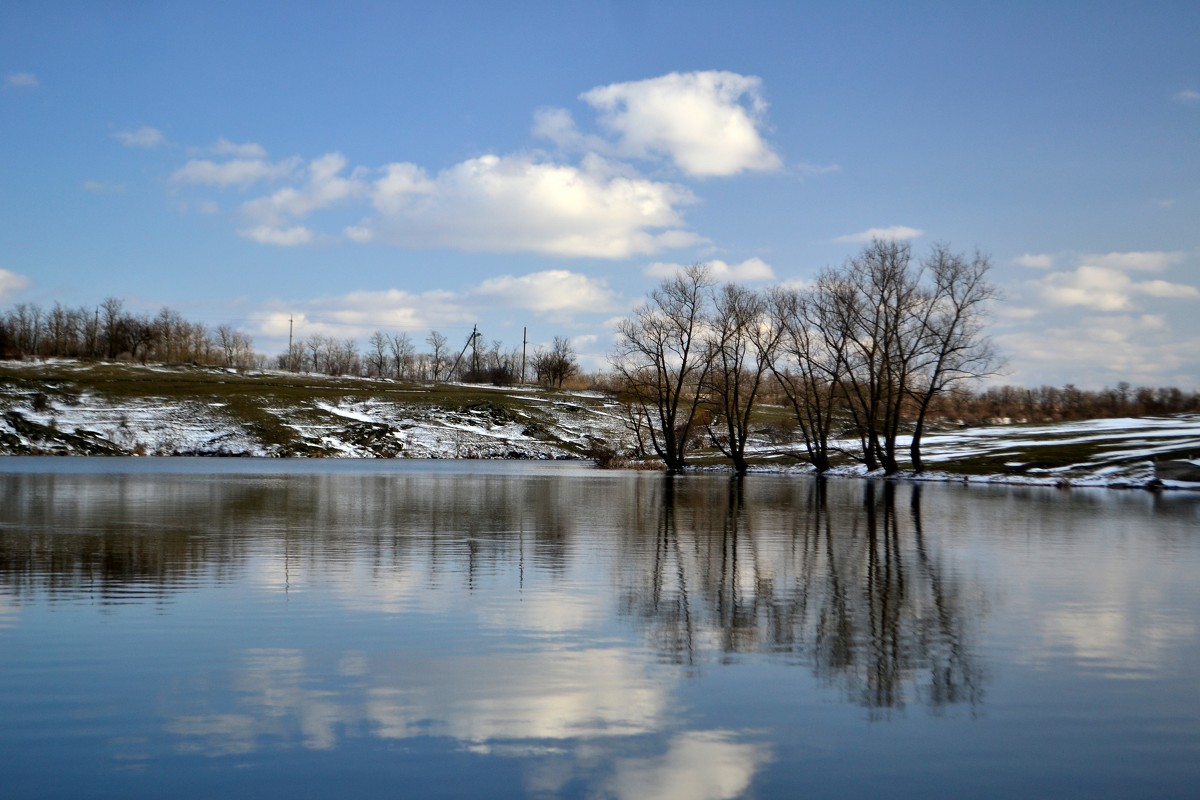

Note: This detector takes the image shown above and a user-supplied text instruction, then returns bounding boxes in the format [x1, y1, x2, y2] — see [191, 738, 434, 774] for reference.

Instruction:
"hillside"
[2, 360, 1198, 489]
[0, 360, 629, 460]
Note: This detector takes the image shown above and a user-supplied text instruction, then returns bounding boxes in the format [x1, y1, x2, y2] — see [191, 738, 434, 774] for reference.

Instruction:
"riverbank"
[3, 359, 1198, 489]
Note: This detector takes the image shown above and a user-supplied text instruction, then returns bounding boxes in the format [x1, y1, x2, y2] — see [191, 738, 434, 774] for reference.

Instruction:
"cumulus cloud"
[1038, 266, 1133, 311]
[644, 257, 775, 283]
[211, 138, 268, 159]
[173, 155, 301, 188]
[996, 314, 1197, 388]
[255, 289, 468, 342]
[166, 71, 784, 255]
[531, 107, 609, 155]
[834, 225, 923, 243]
[0, 268, 31, 301]
[1174, 89, 1200, 104]
[240, 225, 314, 246]
[253, 268, 615, 341]
[1136, 279, 1200, 299]
[1082, 250, 1185, 272]
[580, 71, 781, 177]
[471, 270, 620, 316]
[1036, 265, 1199, 310]
[239, 153, 368, 242]
[1014, 253, 1054, 269]
[358, 153, 701, 258]
[3, 72, 39, 89]
[114, 127, 166, 148]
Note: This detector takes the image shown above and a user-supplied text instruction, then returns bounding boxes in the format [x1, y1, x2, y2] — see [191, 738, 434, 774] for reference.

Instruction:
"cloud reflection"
[164, 641, 771, 796]
[604, 731, 771, 800]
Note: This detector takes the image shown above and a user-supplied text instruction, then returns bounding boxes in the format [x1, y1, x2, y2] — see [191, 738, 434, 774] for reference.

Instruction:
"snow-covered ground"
[2, 360, 1197, 489]
[0, 364, 630, 460]
[746, 414, 1200, 489]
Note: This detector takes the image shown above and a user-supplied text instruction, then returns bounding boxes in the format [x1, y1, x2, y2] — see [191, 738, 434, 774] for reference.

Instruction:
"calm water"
[1, 458, 1198, 799]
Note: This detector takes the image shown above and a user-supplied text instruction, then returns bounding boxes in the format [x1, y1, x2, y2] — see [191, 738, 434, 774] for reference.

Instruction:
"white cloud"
[208, 138, 268, 159]
[1038, 266, 1133, 311]
[531, 107, 609, 155]
[253, 268, 616, 342]
[1082, 250, 1185, 272]
[240, 153, 368, 233]
[173, 156, 301, 188]
[644, 257, 775, 283]
[240, 225, 314, 246]
[1014, 253, 1054, 269]
[166, 72, 785, 255]
[1036, 265, 1199, 310]
[0, 268, 31, 302]
[471, 270, 620, 316]
[3, 72, 39, 89]
[114, 127, 166, 148]
[361, 152, 701, 258]
[1136, 279, 1200, 299]
[580, 71, 781, 177]
[834, 225, 923, 243]
[996, 314, 1197, 388]
[1174, 88, 1200, 104]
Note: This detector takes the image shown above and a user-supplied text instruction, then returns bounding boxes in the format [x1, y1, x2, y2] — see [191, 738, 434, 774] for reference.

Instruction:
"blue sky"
[2, 1, 1198, 388]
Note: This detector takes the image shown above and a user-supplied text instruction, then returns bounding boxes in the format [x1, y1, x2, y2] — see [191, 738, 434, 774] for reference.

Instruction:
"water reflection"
[617, 477, 984, 715]
[0, 470, 986, 717]
[3, 464, 1199, 797]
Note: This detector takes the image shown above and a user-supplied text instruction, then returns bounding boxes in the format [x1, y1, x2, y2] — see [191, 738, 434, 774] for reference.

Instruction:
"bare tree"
[532, 336, 579, 388]
[611, 264, 714, 472]
[217, 324, 237, 367]
[905, 244, 1001, 472]
[304, 334, 329, 373]
[426, 330, 448, 382]
[832, 240, 927, 473]
[101, 297, 125, 358]
[767, 285, 849, 472]
[704, 284, 778, 474]
[368, 331, 389, 377]
[387, 332, 414, 379]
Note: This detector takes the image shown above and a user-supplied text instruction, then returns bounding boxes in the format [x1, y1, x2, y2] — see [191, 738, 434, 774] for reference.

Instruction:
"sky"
[1, 0, 1198, 389]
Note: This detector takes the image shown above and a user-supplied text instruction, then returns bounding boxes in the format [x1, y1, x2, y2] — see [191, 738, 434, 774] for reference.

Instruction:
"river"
[1, 458, 1197, 798]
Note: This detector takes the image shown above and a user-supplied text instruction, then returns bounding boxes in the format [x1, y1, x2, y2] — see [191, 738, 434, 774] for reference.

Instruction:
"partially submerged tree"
[767, 285, 849, 473]
[611, 263, 714, 472]
[823, 239, 999, 474]
[905, 244, 1002, 471]
[704, 283, 778, 474]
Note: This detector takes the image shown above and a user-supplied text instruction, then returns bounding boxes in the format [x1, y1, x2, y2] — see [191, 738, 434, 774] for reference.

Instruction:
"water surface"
[1, 458, 1197, 798]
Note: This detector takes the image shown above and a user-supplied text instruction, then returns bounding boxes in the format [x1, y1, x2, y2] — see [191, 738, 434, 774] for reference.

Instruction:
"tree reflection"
[619, 476, 986, 714]
[1, 468, 985, 714]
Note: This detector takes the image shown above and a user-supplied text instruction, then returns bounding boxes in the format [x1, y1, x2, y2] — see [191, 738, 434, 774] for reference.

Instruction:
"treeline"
[929, 382, 1200, 423]
[0, 298, 258, 368]
[0, 299, 580, 387]
[279, 330, 578, 386]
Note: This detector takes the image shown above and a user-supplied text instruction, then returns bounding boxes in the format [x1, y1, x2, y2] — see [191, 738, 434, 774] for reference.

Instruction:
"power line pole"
[448, 325, 479, 382]
[521, 326, 527, 385]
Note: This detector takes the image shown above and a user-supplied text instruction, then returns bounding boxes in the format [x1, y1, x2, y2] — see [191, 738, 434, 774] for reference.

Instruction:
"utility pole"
[448, 325, 480, 382]
[471, 325, 480, 378]
[521, 326, 527, 385]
